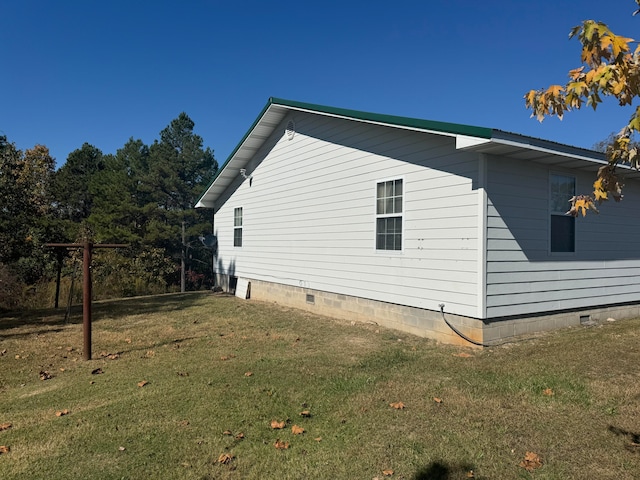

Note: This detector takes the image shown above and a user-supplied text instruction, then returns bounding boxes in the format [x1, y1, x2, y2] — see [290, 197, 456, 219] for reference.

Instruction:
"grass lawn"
[1, 292, 639, 479]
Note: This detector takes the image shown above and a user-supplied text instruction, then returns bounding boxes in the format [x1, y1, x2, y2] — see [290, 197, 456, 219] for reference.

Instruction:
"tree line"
[0, 113, 217, 310]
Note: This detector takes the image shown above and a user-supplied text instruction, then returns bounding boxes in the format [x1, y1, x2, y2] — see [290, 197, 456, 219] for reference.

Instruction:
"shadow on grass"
[0, 292, 220, 337]
[608, 425, 640, 452]
[413, 461, 482, 480]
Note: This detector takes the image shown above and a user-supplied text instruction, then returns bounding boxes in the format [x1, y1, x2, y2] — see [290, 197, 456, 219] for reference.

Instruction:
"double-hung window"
[234, 207, 243, 247]
[376, 179, 403, 251]
[550, 174, 575, 253]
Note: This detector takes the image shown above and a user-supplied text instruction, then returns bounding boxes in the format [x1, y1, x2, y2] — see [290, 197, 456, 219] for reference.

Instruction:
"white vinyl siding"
[213, 112, 480, 317]
[485, 154, 640, 318]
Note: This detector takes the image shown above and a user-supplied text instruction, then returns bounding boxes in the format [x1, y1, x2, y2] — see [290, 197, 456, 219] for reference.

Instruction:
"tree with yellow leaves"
[526, 0, 640, 216]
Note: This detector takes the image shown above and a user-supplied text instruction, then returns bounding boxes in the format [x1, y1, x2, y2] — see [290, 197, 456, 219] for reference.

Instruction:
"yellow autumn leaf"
[291, 425, 305, 435]
[611, 34, 634, 57]
[383, 469, 394, 476]
[545, 85, 564, 99]
[137, 380, 149, 387]
[543, 388, 554, 396]
[389, 401, 405, 410]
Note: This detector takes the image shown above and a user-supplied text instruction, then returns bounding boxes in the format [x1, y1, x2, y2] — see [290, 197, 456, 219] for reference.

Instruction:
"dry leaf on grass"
[39, 370, 52, 380]
[520, 451, 543, 472]
[467, 471, 475, 478]
[235, 432, 245, 440]
[543, 388, 554, 396]
[218, 453, 234, 464]
[0, 423, 11, 431]
[0, 446, 10, 454]
[291, 425, 304, 435]
[314, 437, 322, 442]
[300, 410, 311, 417]
[389, 402, 405, 410]
[274, 439, 289, 449]
[91, 368, 103, 375]
[244, 371, 253, 377]
[383, 469, 394, 476]
[223, 430, 233, 436]
[270, 420, 285, 429]
[433, 397, 443, 404]
[137, 380, 149, 387]
[55, 409, 70, 417]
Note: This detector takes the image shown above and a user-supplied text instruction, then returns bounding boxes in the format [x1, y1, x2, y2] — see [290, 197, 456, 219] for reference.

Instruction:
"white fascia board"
[456, 135, 491, 150]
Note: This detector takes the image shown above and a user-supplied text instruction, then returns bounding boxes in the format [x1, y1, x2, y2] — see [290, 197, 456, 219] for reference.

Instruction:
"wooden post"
[83, 241, 92, 360]
[46, 243, 127, 360]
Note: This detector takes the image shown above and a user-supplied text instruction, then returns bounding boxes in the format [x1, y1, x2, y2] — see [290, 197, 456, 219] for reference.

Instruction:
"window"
[234, 207, 243, 247]
[550, 174, 575, 253]
[376, 179, 403, 250]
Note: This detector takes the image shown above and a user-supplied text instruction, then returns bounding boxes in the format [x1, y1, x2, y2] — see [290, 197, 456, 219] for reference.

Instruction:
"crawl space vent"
[286, 120, 295, 140]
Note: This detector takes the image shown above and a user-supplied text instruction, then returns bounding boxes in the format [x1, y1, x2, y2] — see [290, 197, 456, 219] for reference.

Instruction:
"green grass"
[1, 292, 640, 479]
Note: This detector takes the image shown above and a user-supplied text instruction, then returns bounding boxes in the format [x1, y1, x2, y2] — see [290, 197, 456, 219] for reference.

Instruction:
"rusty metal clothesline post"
[46, 242, 128, 360]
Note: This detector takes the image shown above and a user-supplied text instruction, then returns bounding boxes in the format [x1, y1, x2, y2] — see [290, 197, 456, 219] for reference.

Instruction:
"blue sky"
[2, 0, 639, 168]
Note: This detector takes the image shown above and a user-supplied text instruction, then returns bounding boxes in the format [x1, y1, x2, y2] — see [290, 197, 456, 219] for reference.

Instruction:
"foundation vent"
[306, 294, 315, 304]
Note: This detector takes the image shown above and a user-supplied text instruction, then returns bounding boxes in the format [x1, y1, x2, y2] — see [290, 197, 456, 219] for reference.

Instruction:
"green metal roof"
[268, 97, 494, 139]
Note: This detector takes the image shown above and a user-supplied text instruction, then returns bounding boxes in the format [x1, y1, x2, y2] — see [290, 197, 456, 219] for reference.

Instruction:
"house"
[196, 97, 640, 346]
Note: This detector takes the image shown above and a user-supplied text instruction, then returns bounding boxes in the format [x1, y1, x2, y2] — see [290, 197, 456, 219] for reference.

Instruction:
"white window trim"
[374, 176, 405, 254]
[233, 206, 243, 248]
[548, 172, 576, 256]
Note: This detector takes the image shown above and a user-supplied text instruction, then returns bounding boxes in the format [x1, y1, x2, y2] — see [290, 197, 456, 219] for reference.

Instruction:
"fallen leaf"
[520, 451, 543, 472]
[300, 410, 311, 417]
[125, 338, 132, 343]
[91, 368, 103, 375]
[235, 432, 245, 440]
[178, 420, 190, 427]
[0, 423, 11, 431]
[543, 388, 554, 396]
[55, 409, 70, 417]
[137, 380, 149, 387]
[118, 446, 126, 451]
[39, 370, 52, 380]
[218, 453, 234, 464]
[0, 446, 10, 454]
[383, 469, 394, 476]
[389, 402, 405, 410]
[89, 381, 95, 385]
[433, 397, 443, 404]
[223, 430, 233, 436]
[145, 350, 155, 357]
[467, 471, 475, 478]
[274, 439, 289, 449]
[314, 437, 322, 442]
[453, 352, 473, 358]
[176, 372, 189, 377]
[270, 420, 285, 429]
[291, 425, 305, 435]
[59, 368, 65, 372]
[220, 356, 229, 361]
[244, 371, 253, 377]
[0, 349, 6, 356]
